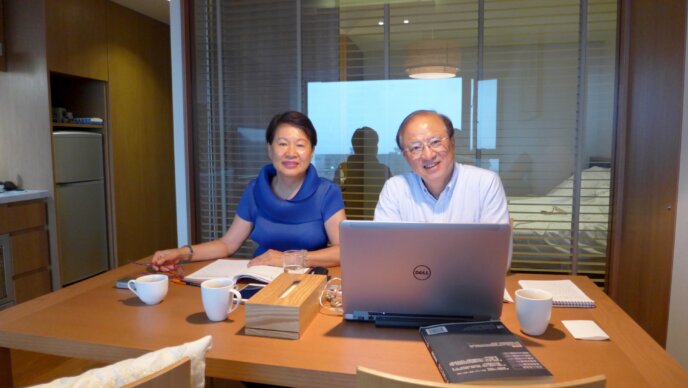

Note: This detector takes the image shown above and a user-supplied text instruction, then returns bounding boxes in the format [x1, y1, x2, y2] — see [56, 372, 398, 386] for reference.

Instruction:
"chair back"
[123, 356, 191, 388]
[356, 366, 606, 388]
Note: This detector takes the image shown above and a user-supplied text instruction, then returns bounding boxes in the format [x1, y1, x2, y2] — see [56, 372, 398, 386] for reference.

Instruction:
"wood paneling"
[610, 0, 686, 345]
[107, 2, 176, 265]
[45, 0, 108, 80]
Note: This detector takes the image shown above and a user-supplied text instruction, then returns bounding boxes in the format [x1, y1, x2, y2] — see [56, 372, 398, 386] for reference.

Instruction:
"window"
[192, 0, 617, 286]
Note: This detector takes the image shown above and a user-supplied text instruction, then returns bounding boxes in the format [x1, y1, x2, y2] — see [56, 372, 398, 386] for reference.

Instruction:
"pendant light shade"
[405, 39, 461, 79]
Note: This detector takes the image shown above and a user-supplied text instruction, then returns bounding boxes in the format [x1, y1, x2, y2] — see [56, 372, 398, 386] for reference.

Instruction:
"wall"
[667, 13, 688, 366]
[0, 0, 50, 193]
[0, 0, 61, 287]
[107, 2, 176, 265]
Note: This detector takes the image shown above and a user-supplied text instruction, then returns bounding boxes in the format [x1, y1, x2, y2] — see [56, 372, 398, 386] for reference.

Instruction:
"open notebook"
[184, 259, 308, 284]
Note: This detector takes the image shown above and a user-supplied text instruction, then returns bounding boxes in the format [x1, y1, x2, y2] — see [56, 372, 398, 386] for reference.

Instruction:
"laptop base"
[374, 314, 479, 328]
[346, 311, 487, 328]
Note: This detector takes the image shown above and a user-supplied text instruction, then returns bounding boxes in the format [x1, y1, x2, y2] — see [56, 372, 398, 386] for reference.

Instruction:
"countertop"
[0, 190, 49, 205]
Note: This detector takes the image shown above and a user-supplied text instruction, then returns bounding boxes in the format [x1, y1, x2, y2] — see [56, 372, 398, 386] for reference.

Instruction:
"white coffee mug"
[515, 288, 553, 336]
[127, 274, 168, 305]
[201, 278, 243, 322]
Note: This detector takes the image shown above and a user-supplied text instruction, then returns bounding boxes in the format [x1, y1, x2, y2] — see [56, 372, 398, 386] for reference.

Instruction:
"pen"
[171, 278, 201, 287]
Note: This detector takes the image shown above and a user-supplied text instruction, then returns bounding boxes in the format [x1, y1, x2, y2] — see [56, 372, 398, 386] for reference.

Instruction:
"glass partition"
[192, 0, 617, 285]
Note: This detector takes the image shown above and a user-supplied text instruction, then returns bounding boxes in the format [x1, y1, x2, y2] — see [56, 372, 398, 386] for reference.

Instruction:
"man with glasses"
[374, 110, 510, 225]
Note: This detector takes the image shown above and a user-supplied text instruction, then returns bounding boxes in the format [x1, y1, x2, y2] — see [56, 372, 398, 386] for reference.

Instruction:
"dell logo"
[413, 265, 431, 280]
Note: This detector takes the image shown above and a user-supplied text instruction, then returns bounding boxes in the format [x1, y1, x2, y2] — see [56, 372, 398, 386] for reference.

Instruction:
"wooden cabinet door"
[0, 200, 52, 303]
[610, 0, 686, 346]
[12, 229, 51, 303]
[45, 0, 108, 80]
[11, 229, 50, 275]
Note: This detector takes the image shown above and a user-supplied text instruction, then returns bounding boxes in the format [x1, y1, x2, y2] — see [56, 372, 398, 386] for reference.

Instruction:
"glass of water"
[283, 249, 306, 274]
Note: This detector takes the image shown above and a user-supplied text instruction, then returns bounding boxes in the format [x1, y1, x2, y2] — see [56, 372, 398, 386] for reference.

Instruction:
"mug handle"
[227, 289, 242, 314]
[127, 280, 139, 297]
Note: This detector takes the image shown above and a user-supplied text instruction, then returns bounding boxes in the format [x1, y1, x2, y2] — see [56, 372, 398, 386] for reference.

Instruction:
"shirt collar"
[256, 164, 320, 202]
[415, 162, 459, 201]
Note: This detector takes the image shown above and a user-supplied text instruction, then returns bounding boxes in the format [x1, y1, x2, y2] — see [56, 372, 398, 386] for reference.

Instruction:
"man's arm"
[480, 173, 512, 272]
[479, 173, 510, 224]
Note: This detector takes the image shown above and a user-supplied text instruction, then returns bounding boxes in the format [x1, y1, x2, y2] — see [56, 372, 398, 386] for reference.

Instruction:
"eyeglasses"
[403, 136, 448, 157]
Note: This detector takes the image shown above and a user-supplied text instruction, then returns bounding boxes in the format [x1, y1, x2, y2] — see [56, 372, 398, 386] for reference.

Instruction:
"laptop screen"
[340, 221, 511, 327]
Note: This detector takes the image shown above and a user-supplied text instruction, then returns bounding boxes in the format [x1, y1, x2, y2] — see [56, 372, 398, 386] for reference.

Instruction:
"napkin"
[503, 288, 514, 303]
[562, 320, 609, 340]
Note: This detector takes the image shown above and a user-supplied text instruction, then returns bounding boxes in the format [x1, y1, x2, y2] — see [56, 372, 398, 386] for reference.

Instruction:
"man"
[334, 126, 392, 219]
[375, 109, 510, 225]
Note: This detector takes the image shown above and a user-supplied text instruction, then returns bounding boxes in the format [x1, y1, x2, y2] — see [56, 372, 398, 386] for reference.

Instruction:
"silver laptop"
[340, 221, 511, 327]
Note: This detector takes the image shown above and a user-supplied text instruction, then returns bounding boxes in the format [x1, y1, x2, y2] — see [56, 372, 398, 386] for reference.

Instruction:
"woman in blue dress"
[152, 111, 346, 270]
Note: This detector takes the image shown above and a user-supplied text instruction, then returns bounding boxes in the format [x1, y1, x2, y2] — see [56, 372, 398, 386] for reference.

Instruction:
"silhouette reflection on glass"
[334, 127, 392, 219]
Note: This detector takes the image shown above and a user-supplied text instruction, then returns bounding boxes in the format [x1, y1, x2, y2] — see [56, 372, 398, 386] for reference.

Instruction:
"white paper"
[503, 288, 514, 303]
[562, 320, 609, 340]
[184, 259, 308, 283]
[185, 259, 251, 281]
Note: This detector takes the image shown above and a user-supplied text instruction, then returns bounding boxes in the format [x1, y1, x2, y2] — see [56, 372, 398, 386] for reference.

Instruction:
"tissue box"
[245, 273, 327, 339]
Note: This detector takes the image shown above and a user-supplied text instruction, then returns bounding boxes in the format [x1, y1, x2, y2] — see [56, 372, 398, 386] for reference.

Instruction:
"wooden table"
[0, 261, 686, 387]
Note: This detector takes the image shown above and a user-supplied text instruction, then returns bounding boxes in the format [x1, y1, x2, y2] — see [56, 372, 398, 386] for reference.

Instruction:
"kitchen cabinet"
[45, 0, 107, 80]
[0, 199, 52, 305]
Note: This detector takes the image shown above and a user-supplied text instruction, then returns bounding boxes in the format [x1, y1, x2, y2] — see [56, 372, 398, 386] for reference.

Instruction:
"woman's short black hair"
[396, 110, 454, 149]
[265, 111, 318, 147]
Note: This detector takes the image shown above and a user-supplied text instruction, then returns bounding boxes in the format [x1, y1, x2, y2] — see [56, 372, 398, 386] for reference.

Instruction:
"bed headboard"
[588, 156, 611, 169]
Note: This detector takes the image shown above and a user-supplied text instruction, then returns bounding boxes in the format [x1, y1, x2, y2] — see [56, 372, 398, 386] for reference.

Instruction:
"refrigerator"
[53, 131, 109, 285]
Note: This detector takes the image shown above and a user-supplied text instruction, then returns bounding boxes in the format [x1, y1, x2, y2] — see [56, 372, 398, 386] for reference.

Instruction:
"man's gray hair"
[396, 110, 455, 150]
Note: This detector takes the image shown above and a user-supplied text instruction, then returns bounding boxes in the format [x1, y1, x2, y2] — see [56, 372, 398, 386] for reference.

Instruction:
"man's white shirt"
[374, 162, 510, 224]
[374, 162, 512, 269]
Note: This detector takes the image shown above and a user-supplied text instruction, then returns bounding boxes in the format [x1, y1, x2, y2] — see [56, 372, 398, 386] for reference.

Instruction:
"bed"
[507, 166, 611, 281]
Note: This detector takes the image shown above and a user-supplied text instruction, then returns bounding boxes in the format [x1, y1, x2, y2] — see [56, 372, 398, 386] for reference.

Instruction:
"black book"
[419, 320, 552, 384]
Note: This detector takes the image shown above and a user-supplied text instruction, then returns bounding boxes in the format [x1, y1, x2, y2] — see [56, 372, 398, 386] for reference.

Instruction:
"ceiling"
[110, 0, 170, 25]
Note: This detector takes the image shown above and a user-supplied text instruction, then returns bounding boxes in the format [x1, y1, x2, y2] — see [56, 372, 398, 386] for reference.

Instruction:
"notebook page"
[184, 259, 308, 283]
[518, 279, 595, 308]
[184, 259, 251, 282]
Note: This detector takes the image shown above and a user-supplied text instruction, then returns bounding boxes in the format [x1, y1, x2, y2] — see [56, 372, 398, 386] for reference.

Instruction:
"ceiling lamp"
[405, 39, 461, 79]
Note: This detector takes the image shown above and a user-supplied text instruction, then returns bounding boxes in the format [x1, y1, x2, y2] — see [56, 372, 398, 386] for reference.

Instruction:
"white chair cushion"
[31, 335, 212, 388]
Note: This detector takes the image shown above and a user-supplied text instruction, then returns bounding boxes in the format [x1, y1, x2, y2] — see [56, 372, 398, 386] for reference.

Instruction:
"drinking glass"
[283, 249, 306, 274]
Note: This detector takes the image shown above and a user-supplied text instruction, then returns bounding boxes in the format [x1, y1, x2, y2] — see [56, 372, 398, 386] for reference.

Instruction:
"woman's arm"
[151, 215, 253, 271]
[248, 209, 347, 268]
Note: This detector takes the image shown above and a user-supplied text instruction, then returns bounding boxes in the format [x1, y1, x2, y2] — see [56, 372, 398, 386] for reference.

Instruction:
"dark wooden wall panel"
[610, 0, 686, 346]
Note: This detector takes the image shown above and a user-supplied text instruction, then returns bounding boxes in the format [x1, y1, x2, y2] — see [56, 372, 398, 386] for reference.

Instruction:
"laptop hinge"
[372, 313, 484, 328]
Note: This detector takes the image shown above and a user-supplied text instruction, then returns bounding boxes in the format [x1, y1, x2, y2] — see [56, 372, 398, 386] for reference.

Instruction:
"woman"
[152, 111, 346, 271]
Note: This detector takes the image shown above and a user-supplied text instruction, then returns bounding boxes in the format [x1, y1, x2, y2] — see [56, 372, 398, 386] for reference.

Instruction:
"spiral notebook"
[518, 279, 596, 308]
